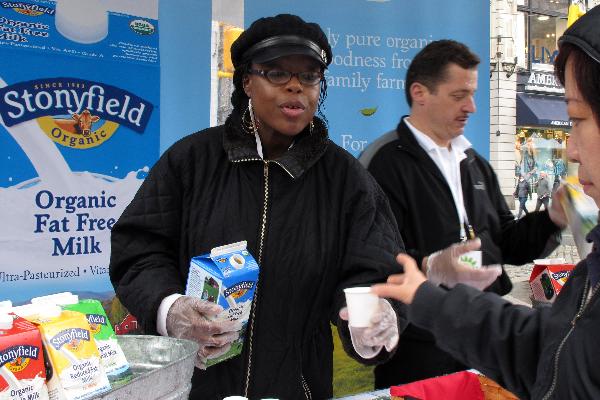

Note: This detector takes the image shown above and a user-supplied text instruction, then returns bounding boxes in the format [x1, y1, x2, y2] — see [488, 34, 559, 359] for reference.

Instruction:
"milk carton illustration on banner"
[186, 241, 260, 367]
[0, 0, 159, 321]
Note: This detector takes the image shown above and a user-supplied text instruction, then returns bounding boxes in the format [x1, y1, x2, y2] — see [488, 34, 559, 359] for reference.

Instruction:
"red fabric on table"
[389, 370, 484, 400]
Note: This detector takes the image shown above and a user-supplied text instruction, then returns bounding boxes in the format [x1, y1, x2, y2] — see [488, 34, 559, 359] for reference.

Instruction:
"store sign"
[525, 70, 564, 94]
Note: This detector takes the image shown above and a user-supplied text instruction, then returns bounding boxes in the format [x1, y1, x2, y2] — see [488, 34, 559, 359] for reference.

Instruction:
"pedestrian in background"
[535, 171, 551, 211]
[514, 174, 530, 218]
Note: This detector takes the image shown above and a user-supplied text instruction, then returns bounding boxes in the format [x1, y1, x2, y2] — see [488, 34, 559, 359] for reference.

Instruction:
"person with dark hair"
[515, 173, 531, 218]
[535, 171, 551, 211]
[359, 39, 567, 387]
[109, 13, 407, 400]
[372, 6, 600, 399]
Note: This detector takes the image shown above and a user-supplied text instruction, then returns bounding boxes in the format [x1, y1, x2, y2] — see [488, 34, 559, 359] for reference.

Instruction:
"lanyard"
[439, 146, 473, 242]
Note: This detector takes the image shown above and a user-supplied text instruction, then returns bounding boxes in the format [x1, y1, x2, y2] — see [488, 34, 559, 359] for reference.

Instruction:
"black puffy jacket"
[109, 114, 405, 399]
[410, 225, 600, 399]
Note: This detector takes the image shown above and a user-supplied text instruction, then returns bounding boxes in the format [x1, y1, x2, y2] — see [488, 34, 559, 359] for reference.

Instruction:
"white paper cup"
[343, 287, 380, 328]
[459, 250, 482, 269]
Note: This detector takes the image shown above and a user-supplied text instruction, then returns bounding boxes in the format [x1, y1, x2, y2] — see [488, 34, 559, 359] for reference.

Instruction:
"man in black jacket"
[360, 39, 567, 388]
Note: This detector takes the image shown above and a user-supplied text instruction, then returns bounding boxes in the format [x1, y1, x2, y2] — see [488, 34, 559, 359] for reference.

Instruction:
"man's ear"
[410, 82, 428, 106]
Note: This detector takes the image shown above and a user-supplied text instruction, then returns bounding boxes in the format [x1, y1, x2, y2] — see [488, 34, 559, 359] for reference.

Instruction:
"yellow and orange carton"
[35, 307, 110, 400]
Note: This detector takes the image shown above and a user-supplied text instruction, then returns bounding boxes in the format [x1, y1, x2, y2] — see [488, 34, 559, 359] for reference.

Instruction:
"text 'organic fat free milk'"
[0, 0, 159, 321]
[186, 241, 259, 367]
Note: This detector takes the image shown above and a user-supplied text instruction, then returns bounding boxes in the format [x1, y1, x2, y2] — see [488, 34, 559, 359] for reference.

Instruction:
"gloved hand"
[339, 299, 399, 359]
[166, 295, 242, 369]
[424, 238, 502, 290]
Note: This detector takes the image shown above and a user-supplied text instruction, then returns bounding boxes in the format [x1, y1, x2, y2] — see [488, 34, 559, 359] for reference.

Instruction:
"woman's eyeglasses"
[248, 69, 323, 86]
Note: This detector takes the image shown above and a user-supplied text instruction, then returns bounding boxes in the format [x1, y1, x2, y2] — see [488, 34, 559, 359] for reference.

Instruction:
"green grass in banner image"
[332, 324, 374, 397]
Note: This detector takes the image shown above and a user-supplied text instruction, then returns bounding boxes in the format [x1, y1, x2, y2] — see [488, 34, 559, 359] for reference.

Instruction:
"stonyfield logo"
[50, 328, 90, 350]
[0, 345, 39, 368]
[551, 271, 571, 281]
[224, 281, 255, 299]
[1, 1, 54, 16]
[86, 314, 107, 326]
[0, 78, 153, 149]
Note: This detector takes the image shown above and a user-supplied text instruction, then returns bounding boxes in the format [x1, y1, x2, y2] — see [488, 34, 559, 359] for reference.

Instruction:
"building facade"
[490, 0, 599, 206]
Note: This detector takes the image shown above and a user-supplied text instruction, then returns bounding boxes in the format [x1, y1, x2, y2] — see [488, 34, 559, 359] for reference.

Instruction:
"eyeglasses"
[247, 69, 323, 86]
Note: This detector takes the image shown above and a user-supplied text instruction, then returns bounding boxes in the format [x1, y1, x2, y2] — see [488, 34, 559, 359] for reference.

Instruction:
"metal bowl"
[95, 335, 199, 400]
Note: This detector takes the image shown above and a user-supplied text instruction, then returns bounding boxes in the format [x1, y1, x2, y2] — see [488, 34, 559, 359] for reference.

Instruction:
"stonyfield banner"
[0, 0, 158, 320]
[244, 0, 490, 158]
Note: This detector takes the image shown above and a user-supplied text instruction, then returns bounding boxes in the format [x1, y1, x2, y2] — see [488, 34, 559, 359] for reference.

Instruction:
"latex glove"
[166, 296, 242, 369]
[424, 239, 502, 290]
[339, 299, 399, 359]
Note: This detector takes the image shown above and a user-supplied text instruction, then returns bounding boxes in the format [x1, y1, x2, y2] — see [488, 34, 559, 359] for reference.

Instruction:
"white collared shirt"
[405, 118, 472, 239]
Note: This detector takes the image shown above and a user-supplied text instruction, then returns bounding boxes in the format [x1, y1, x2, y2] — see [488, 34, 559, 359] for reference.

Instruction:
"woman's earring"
[242, 98, 260, 136]
[309, 120, 314, 135]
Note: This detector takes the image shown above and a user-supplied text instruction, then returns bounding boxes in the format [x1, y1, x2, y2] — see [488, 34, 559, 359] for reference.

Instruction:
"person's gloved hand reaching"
[166, 296, 242, 369]
[423, 238, 502, 290]
[339, 299, 399, 359]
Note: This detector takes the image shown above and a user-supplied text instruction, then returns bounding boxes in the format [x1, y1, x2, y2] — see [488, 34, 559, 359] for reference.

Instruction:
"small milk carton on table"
[186, 241, 259, 367]
[36, 306, 111, 400]
[0, 313, 49, 400]
[31, 294, 130, 384]
[529, 258, 576, 304]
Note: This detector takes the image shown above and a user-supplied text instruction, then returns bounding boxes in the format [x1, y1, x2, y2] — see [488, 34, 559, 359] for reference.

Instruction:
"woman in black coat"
[110, 14, 404, 400]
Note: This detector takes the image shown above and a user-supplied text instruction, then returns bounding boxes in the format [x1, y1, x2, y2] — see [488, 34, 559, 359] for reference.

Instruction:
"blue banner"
[0, 1, 159, 307]
[245, 0, 490, 158]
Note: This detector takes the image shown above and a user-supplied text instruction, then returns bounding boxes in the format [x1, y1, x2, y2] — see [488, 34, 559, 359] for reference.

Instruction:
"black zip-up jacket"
[410, 225, 600, 399]
[109, 114, 406, 399]
[361, 117, 561, 386]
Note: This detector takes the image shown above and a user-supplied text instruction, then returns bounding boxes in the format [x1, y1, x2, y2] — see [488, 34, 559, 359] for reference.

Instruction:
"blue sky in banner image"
[159, 0, 212, 153]
[244, 0, 490, 158]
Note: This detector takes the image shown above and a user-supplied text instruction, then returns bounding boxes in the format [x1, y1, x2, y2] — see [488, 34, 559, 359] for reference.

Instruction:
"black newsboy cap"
[231, 14, 332, 69]
[558, 4, 600, 64]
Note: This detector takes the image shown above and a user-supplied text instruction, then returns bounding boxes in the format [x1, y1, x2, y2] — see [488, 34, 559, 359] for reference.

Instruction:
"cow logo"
[129, 19, 155, 35]
[0, 77, 154, 149]
[6, 356, 30, 372]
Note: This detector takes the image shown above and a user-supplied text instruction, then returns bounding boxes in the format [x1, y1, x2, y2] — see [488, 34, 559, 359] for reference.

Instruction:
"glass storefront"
[515, 127, 568, 192]
[516, 0, 569, 68]
[515, 1, 571, 196]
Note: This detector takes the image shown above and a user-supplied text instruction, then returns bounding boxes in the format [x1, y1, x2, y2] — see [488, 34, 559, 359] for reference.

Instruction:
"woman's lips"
[280, 101, 305, 118]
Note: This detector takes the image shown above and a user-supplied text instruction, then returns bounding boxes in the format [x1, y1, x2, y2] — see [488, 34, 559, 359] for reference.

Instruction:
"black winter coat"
[410, 224, 600, 399]
[109, 115, 405, 399]
[361, 117, 561, 386]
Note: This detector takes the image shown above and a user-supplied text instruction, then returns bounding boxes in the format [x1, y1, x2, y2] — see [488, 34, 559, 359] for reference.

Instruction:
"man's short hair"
[405, 39, 480, 107]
